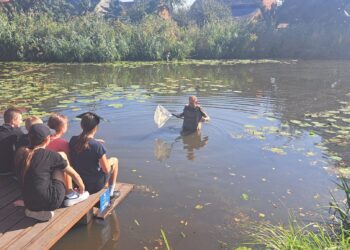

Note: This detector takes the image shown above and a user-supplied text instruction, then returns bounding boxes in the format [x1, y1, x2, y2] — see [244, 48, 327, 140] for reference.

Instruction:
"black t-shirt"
[16, 134, 31, 149]
[23, 148, 67, 210]
[69, 136, 107, 191]
[0, 124, 24, 174]
[182, 106, 207, 132]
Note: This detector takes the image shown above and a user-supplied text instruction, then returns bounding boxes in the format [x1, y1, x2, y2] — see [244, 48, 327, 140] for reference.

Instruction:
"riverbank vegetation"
[0, 0, 350, 62]
[247, 177, 350, 249]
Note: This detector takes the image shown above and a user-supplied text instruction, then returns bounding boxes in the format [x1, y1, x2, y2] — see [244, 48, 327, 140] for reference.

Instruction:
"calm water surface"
[1, 60, 350, 249]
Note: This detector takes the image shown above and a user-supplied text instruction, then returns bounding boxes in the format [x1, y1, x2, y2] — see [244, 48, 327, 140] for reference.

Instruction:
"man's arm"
[199, 107, 210, 122]
[172, 106, 185, 118]
[172, 112, 184, 118]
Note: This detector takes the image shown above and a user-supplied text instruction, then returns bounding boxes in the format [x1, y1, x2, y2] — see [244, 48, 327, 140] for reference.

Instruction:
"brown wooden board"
[0, 190, 104, 250]
[0, 176, 16, 189]
[0, 188, 21, 210]
[0, 179, 134, 249]
[93, 183, 134, 220]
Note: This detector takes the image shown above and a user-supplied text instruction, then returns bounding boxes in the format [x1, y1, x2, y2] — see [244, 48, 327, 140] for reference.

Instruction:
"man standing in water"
[175, 96, 210, 133]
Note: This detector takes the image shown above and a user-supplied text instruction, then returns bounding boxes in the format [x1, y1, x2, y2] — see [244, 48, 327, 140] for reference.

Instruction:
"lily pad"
[109, 103, 123, 109]
[195, 204, 204, 209]
[241, 193, 249, 201]
[330, 155, 342, 161]
[264, 147, 287, 155]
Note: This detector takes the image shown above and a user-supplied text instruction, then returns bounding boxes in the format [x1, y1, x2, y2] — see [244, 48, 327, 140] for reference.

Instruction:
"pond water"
[1, 60, 350, 249]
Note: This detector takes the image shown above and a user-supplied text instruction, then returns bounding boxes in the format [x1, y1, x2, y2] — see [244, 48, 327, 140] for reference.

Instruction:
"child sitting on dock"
[69, 112, 120, 198]
[0, 107, 24, 175]
[16, 116, 43, 149]
[15, 124, 88, 221]
[46, 113, 74, 195]
[47, 113, 69, 156]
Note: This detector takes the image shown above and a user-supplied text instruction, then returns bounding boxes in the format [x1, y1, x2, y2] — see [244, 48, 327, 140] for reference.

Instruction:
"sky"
[185, 0, 196, 7]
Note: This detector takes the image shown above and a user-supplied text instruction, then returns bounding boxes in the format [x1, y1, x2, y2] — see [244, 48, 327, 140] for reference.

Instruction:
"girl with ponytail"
[15, 124, 88, 221]
[69, 112, 120, 197]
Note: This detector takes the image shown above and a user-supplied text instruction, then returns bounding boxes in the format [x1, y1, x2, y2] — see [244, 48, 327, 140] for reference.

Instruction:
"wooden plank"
[0, 217, 37, 248]
[2, 208, 67, 249]
[0, 207, 26, 235]
[0, 180, 133, 249]
[0, 188, 21, 210]
[93, 183, 134, 220]
[0, 202, 22, 224]
[0, 181, 19, 200]
[18, 189, 105, 249]
[0, 176, 16, 189]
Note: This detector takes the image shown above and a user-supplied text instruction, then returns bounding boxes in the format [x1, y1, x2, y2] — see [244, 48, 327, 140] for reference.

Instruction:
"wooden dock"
[0, 176, 133, 249]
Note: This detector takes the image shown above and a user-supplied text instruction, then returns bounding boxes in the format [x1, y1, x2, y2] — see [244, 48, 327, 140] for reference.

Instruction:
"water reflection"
[154, 138, 174, 161]
[154, 131, 209, 161]
[87, 210, 120, 249]
[181, 131, 209, 160]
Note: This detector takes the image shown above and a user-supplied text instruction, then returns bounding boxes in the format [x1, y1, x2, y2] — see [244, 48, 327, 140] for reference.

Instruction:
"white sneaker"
[110, 189, 121, 199]
[25, 209, 54, 221]
[64, 191, 89, 207]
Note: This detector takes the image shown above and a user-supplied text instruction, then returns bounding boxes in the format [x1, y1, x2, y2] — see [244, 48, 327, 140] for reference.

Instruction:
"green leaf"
[241, 193, 249, 201]
[195, 204, 204, 209]
[108, 103, 123, 109]
[161, 229, 171, 250]
[264, 147, 287, 155]
[330, 155, 342, 161]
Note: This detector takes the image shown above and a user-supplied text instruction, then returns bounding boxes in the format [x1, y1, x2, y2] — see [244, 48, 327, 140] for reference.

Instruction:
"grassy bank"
[0, 13, 248, 62]
[246, 177, 350, 249]
[1, 12, 349, 62]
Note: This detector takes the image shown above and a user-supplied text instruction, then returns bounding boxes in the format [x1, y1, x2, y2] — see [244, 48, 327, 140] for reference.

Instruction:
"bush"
[0, 14, 119, 62]
[126, 15, 192, 60]
[190, 19, 254, 59]
[2, 10, 350, 62]
[253, 21, 350, 59]
[0, 13, 194, 62]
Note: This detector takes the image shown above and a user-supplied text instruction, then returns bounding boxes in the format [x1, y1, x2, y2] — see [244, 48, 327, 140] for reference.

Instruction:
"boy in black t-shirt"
[0, 108, 23, 175]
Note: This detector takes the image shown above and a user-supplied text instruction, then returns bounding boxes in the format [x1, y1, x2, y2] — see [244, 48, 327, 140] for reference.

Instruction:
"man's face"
[189, 97, 198, 108]
[12, 113, 22, 128]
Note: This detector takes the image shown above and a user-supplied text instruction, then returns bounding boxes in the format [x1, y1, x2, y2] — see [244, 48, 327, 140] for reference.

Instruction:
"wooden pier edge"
[93, 182, 134, 220]
[0, 177, 134, 250]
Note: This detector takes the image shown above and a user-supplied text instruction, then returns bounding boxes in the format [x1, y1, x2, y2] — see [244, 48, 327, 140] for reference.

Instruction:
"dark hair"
[74, 113, 99, 153]
[4, 107, 22, 124]
[48, 113, 68, 134]
[17, 133, 49, 183]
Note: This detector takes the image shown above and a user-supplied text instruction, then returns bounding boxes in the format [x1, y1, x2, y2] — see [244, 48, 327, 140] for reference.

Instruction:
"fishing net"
[154, 105, 172, 128]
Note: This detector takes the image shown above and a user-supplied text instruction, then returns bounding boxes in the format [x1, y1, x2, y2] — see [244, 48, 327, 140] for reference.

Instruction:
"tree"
[173, 6, 191, 26]
[103, 0, 123, 20]
[158, 0, 184, 13]
[275, 0, 349, 25]
[0, 0, 99, 19]
[189, 0, 231, 26]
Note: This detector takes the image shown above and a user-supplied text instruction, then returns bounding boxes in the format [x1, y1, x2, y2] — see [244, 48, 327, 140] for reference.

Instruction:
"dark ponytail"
[74, 113, 99, 153]
[75, 132, 91, 153]
[17, 135, 49, 183]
